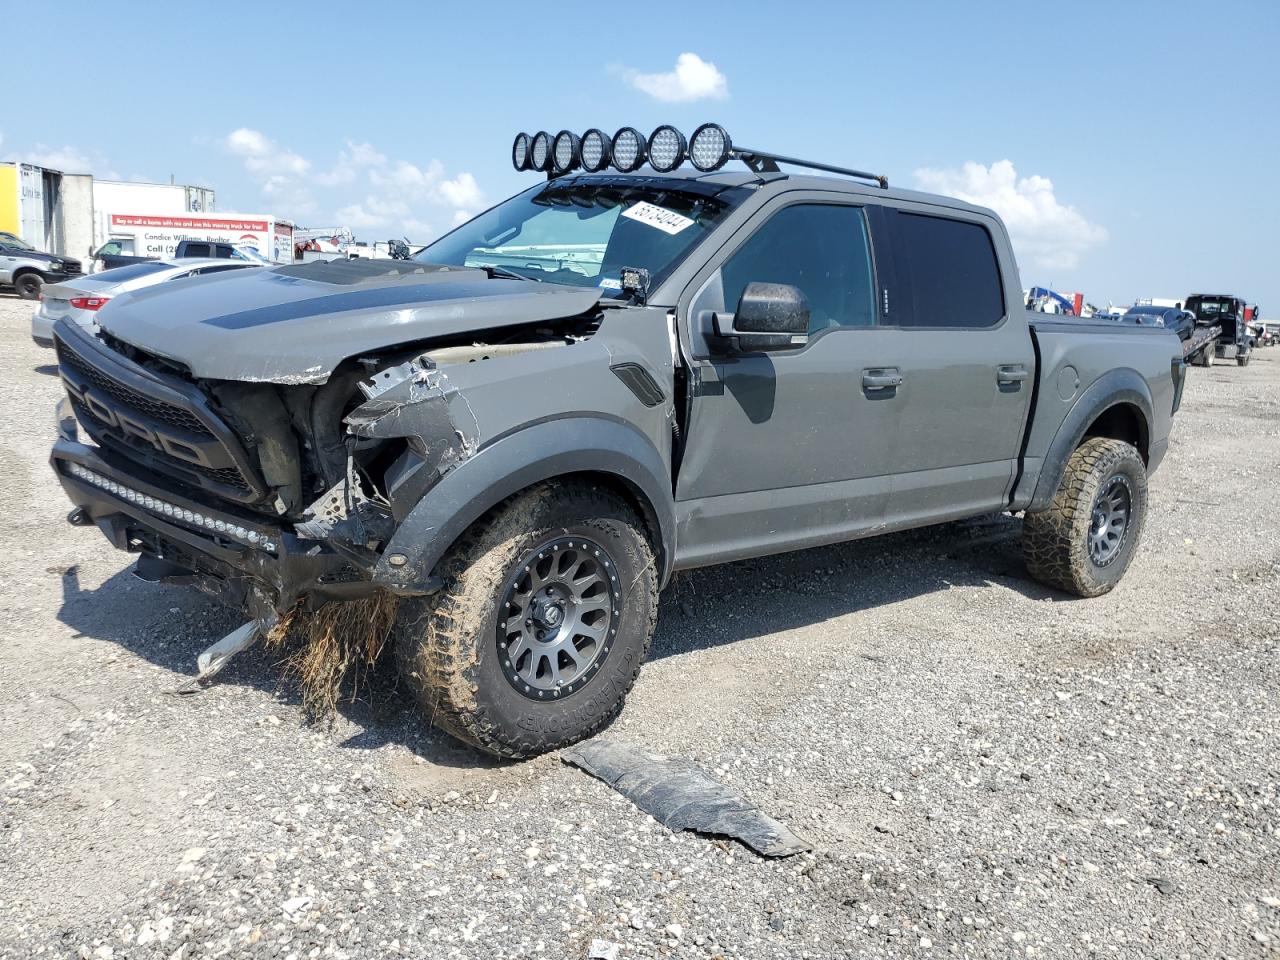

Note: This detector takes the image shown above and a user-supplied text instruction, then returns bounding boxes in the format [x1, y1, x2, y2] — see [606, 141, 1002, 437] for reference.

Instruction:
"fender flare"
[373, 416, 676, 591]
[1028, 368, 1153, 513]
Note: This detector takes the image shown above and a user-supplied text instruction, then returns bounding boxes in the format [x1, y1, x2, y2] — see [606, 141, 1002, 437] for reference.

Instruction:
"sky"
[4, 0, 1277, 313]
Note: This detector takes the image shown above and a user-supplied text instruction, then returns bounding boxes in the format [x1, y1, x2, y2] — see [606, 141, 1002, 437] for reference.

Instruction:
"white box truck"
[94, 213, 295, 269]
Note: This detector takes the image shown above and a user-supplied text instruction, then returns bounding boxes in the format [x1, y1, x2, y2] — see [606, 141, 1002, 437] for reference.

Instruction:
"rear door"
[873, 206, 1035, 525]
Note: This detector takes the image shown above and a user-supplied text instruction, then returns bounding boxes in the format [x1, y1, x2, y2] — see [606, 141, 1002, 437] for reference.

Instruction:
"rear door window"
[889, 211, 1004, 328]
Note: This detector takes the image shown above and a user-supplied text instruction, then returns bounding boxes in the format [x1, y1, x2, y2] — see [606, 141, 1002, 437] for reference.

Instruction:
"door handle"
[997, 364, 1030, 384]
[862, 369, 903, 390]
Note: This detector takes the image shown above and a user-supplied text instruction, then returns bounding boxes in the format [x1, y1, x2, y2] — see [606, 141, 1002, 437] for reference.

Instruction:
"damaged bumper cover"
[51, 426, 440, 619]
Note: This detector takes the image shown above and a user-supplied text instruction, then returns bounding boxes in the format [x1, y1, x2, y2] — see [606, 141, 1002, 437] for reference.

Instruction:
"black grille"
[57, 341, 211, 436]
[76, 403, 253, 494]
[55, 331, 266, 505]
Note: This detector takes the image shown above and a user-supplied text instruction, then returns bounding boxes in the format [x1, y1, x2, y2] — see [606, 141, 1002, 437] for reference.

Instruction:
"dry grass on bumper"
[265, 592, 400, 719]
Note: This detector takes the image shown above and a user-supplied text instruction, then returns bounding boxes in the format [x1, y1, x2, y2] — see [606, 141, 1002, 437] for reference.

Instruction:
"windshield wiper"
[481, 264, 542, 283]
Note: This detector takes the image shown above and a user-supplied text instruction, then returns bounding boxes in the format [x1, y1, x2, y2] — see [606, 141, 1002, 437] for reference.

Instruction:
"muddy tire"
[14, 272, 42, 300]
[1022, 437, 1147, 598]
[393, 482, 658, 759]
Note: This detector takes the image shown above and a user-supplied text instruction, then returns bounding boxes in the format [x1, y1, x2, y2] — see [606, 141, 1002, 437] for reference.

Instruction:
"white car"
[31, 258, 262, 347]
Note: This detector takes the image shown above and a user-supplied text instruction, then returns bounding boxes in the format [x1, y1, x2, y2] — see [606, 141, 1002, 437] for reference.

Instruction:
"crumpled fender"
[371, 416, 676, 592]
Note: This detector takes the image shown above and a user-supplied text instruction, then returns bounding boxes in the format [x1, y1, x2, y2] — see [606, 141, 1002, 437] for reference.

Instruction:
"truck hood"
[96, 259, 603, 384]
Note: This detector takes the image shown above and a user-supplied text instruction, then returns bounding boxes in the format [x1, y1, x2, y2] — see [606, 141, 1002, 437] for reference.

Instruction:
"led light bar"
[65, 462, 278, 553]
[509, 123, 888, 187]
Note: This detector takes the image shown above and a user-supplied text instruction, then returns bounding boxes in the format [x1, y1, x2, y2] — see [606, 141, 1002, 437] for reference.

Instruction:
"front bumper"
[51, 428, 372, 619]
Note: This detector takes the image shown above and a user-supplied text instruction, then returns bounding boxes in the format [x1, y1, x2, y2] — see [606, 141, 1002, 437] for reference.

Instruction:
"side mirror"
[714, 282, 810, 352]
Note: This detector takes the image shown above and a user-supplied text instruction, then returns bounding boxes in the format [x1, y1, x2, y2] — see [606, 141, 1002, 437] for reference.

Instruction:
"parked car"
[1121, 304, 1196, 341]
[94, 239, 275, 272]
[1185, 293, 1257, 366]
[48, 124, 1186, 759]
[31, 259, 261, 346]
[1, 233, 83, 300]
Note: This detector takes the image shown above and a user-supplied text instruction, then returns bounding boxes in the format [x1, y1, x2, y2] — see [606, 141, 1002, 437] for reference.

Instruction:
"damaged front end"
[49, 311, 588, 623]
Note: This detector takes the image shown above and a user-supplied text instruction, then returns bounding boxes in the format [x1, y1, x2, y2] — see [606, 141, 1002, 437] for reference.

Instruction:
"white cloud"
[223, 130, 483, 240]
[314, 140, 387, 187]
[625, 52, 728, 103]
[224, 128, 310, 179]
[913, 160, 1106, 272]
[14, 142, 119, 178]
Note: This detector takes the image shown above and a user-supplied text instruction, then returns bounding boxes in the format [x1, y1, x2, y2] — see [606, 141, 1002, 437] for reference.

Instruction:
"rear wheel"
[393, 482, 658, 759]
[1023, 437, 1148, 597]
[14, 273, 42, 300]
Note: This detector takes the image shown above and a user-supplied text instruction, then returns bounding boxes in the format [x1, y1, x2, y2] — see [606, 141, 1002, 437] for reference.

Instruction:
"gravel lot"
[1, 294, 1277, 960]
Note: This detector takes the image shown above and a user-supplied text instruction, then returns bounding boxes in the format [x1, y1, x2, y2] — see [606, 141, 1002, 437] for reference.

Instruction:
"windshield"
[2, 234, 35, 251]
[233, 245, 272, 264]
[415, 177, 747, 297]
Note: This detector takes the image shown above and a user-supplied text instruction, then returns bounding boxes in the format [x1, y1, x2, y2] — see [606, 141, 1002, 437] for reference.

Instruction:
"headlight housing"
[647, 125, 687, 173]
[689, 123, 733, 172]
[580, 128, 611, 173]
[552, 130, 581, 174]
[610, 127, 647, 173]
[529, 131, 552, 172]
[512, 132, 531, 171]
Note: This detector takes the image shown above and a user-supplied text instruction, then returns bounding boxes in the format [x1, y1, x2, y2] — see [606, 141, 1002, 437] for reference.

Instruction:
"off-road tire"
[14, 272, 42, 300]
[393, 482, 658, 759]
[1022, 437, 1147, 598]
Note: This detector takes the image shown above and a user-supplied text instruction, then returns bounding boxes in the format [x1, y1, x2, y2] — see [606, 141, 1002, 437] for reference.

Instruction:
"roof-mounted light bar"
[510, 125, 888, 188]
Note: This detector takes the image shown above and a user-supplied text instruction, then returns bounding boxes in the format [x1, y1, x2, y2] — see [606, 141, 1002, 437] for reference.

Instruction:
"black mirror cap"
[734, 281, 810, 336]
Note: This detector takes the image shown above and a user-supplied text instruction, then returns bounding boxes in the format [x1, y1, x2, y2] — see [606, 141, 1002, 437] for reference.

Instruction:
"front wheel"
[14, 273, 43, 300]
[393, 482, 658, 759]
[1023, 437, 1148, 597]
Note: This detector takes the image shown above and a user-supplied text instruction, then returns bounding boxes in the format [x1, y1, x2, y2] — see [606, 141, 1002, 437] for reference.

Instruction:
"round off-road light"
[647, 125, 687, 173]
[611, 126, 647, 173]
[552, 130, 581, 173]
[580, 128, 611, 172]
[689, 123, 732, 172]
[512, 132, 531, 171]
[530, 131, 552, 172]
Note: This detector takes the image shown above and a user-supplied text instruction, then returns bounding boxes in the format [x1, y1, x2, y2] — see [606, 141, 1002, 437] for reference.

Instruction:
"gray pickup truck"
[49, 125, 1186, 758]
[1, 232, 83, 299]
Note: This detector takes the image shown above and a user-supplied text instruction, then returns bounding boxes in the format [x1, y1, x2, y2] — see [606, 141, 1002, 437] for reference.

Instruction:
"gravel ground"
[0, 295, 1277, 960]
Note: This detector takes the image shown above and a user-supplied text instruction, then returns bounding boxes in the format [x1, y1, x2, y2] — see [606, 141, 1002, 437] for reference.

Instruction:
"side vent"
[611, 363, 665, 407]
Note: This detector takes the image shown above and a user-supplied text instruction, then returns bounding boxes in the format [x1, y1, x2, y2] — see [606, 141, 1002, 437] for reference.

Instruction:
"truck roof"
[551, 169, 999, 221]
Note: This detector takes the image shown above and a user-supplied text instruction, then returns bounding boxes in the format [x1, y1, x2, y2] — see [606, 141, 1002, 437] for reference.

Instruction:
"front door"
[674, 198, 904, 566]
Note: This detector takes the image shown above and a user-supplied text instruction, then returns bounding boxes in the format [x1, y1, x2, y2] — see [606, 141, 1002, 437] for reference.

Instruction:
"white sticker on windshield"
[598, 276, 622, 290]
[621, 201, 695, 235]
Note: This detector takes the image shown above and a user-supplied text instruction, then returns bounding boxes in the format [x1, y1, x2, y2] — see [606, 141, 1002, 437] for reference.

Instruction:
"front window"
[416, 177, 747, 297]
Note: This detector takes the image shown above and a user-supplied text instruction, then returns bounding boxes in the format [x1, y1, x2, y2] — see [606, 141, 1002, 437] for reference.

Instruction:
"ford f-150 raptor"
[49, 124, 1186, 758]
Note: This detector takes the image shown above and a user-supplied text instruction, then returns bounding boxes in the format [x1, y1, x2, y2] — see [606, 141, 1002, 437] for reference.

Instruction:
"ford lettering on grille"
[62, 378, 223, 469]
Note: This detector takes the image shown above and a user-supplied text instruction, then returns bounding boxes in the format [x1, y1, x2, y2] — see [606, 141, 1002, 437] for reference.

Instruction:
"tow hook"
[67, 507, 93, 527]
